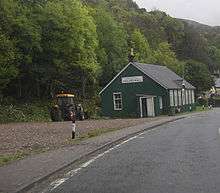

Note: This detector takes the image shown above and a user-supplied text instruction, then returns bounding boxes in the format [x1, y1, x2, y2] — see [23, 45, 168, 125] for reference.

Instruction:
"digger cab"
[55, 93, 75, 121]
[50, 93, 84, 122]
[56, 93, 75, 109]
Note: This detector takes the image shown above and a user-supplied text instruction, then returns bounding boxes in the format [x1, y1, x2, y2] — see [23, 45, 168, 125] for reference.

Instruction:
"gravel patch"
[0, 118, 159, 154]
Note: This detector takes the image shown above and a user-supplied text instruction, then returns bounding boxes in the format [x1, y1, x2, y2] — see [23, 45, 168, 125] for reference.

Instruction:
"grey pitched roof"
[133, 62, 195, 90]
[99, 62, 195, 94]
[215, 78, 220, 88]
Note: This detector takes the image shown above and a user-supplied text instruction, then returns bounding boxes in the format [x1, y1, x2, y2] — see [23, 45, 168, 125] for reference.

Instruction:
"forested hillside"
[0, 0, 219, 104]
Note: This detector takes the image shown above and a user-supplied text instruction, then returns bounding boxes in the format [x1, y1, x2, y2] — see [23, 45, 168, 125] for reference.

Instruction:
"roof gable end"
[99, 62, 133, 95]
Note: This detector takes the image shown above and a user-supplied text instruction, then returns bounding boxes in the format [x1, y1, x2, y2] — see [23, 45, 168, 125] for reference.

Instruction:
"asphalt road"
[46, 109, 220, 193]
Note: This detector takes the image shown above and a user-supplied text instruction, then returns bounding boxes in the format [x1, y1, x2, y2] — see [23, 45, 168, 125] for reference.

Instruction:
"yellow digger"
[50, 93, 85, 122]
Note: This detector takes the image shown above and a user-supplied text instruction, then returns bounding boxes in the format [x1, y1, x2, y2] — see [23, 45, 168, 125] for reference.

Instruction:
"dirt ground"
[0, 118, 157, 155]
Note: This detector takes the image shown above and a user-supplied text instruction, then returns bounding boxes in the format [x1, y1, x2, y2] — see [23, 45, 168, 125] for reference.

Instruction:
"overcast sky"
[134, 0, 220, 26]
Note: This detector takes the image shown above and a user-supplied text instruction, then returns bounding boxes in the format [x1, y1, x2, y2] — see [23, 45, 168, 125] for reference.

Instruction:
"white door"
[147, 97, 155, 117]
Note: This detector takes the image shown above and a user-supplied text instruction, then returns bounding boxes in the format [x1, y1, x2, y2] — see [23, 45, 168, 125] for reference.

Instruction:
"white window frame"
[192, 90, 195, 103]
[159, 97, 163, 109]
[188, 90, 191, 104]
[178, 90, 182, 106]
[169, 90, 174, 107]
[174, 90, 178, 107]
[113, 92, 123, 111]
[191, 90, 193, 104]
[182, 90, 186, 105]
[189, 90, 191, 104]
[186, 90, 189, 105]
[189, 90, 192, 104]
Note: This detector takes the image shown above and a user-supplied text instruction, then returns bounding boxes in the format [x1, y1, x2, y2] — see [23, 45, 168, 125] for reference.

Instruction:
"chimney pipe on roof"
[128, 48, 135, 62]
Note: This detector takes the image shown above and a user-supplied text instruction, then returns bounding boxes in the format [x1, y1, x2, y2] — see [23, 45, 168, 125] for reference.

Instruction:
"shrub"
[81, 97, 101, 119]
[0, 102, 51, 123]
[197, 97, 208, 107]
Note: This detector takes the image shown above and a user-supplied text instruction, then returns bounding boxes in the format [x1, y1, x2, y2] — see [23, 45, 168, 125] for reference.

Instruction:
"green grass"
[0, 152, 27, 167]
[67, 127, 120, 145]
[80, 128, 119, 139]
[195, 106, 210, 112]
[170, 106, 210, 117]
[0, 146, 50, 167]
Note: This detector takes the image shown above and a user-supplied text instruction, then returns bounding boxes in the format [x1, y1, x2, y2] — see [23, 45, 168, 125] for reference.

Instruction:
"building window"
[188, 90, 190, 104]
[178, 90, 182, 106]
[189, 91, 191, 104]
[186, 90, 189, 104]
[169, 90, 174, 107]
[189, 90, 192, 104]
[182, 90, 186, 105]
[192, 90, 195, 103]
[190, 90, 193, 104]
[113, 93, 123, 110]
[174, 90, 178, 106]
[159, 97, 163, 109]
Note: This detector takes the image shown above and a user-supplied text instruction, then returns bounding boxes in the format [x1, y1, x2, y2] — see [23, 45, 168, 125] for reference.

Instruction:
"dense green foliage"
[0, 0, 219, 107]
[185, 60, 214, 93]
[93, 7, 128, 86]
[0, 102, 50, 123]
[130, 29, 154, 63]
[0, 32, 18, 92]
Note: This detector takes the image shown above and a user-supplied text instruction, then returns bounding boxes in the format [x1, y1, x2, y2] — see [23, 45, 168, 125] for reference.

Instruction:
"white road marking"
[49, 178, 68, 191]
[42, 130, 152, 193]
[218, 128, 220, 135]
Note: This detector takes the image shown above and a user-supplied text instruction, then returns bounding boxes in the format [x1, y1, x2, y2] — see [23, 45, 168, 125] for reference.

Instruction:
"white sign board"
[122, 76, 143, 84]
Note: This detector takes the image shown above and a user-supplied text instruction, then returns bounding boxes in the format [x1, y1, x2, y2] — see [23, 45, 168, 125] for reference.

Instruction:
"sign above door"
[122, 76, 143, 84]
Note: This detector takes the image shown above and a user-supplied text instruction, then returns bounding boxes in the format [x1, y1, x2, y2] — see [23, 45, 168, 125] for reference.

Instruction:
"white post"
[72, 122, 76, 139]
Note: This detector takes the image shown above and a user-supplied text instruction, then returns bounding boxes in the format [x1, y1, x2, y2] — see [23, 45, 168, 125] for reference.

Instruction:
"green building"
[99, 62, 196, 118]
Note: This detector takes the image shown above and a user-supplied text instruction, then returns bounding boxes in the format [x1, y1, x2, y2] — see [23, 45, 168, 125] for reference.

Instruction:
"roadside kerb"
[15, 115, 186, 193]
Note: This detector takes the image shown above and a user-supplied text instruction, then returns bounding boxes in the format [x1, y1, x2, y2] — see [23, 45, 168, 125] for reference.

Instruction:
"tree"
[0, 0, 42, 99]
[154, 42, 183, 74]
[0, 31, 18, 94]
[185, 60, 214, 92]
[130, 29, 155, 63]
[208, 46, 220, 70]
[180, 25, 211, 69]
[32, 0, 100, 98]
[150, 10, 184, 52]
[129, 12, 167, 49]
[0, 0, 219, 105]
[93, 8, 128, 86]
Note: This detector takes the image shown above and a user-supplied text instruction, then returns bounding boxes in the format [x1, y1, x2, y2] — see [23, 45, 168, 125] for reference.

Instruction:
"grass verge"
[67, 127, 120, 145]
[175, 106, 210, 116]
[0, 152, 27, 167]
[0, 128, 120, 167]
[79, 128, 119, 139]
[0, 147, 50, 167]
[195, 106, 210, 112]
